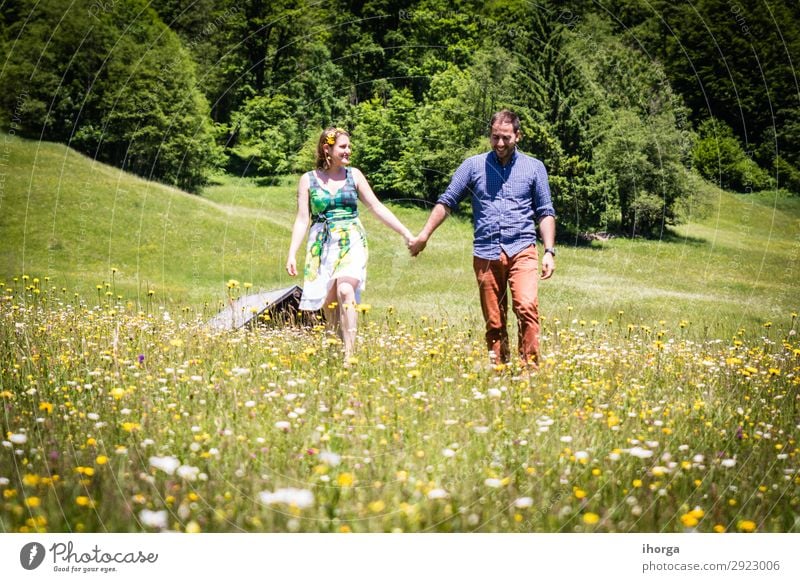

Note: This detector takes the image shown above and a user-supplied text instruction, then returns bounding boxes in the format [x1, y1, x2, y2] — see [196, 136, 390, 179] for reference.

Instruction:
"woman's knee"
[336, 280, 356, 303]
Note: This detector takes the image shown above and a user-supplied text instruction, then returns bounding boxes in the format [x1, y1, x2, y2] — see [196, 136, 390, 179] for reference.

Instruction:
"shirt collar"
[492, 147, 518, 168]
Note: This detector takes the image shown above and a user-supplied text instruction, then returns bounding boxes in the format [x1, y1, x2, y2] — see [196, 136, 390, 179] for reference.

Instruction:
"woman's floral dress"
[299, 167, 368, 311]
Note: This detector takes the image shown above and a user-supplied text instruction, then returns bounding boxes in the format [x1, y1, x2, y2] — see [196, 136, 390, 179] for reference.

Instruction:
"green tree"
[149, 0, 245, 124]
[595, 109, 689, 236]
[569, 14, 692, 236]
[350, 87, 416, 196]
[605, 0, 800, 178]
[392, 48, 521, 205]
[1, 0, 218, 191]
[693, 118, 771, 192]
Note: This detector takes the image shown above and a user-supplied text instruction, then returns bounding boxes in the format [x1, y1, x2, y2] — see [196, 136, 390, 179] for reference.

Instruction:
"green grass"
[1, 283, 798, 532]
[1, 137, 799, 533]
[2, 136, 798, 336]
[0, 136, 294, 305]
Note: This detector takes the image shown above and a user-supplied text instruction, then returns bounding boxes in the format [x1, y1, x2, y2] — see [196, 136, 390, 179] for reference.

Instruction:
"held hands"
[407, 237, 425, 257]
[407, 234, 427, 257]
[401, 229, 426, 257]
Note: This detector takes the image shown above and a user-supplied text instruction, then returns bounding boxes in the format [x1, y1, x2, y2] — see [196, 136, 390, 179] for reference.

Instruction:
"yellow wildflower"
[583, 513, 600, 525]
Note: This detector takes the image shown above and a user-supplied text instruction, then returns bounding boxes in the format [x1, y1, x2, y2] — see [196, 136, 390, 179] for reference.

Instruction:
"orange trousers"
[473, 245, 540, 366]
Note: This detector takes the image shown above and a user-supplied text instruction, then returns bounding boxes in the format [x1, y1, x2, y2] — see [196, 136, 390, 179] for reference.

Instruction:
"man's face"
[489, 121, 519, 163]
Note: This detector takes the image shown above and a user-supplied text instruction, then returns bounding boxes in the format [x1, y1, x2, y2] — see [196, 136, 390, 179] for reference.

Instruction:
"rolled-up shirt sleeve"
[437, 158, 474, 210]
[532, 160, 556, 222]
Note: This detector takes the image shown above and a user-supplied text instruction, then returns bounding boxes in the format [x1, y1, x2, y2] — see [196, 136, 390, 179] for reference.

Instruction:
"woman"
[286, 126, 413, 359]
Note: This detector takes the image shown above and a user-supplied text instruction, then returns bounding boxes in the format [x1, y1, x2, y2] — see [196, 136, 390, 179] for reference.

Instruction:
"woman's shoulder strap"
[346, 166, 358, 189]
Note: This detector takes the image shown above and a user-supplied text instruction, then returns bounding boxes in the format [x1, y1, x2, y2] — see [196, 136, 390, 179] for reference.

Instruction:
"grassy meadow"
[1, 136, 799, 532]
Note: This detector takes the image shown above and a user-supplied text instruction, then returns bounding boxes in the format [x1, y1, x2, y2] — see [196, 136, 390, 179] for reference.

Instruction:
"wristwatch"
[544, 247, 556, 257]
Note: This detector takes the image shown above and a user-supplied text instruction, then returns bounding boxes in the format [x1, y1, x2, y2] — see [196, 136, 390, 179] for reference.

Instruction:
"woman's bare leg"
[322, 283, 340, 340]
[335, 277, 359, 359]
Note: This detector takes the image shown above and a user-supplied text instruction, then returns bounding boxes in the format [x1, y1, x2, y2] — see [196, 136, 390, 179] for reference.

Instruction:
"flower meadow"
[1, 277, 799, 533]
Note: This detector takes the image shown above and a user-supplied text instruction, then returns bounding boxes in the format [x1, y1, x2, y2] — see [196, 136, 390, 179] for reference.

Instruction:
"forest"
[2, 0, 799, 237]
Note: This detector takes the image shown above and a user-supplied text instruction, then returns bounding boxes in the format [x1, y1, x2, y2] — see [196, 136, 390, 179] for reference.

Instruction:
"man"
[408, 109, 556, 369]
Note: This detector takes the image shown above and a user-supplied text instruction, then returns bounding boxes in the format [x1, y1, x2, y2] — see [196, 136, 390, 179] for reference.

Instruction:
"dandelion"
[737, 520, 757, 532]
[23, 474, 41, 486]
[337, 473, 355, 487]
[680, 513, 699, 528]
[583, 512, 600, 525]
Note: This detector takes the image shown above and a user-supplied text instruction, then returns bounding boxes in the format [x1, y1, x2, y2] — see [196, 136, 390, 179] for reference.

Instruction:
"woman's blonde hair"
[315, 126, 350, 170]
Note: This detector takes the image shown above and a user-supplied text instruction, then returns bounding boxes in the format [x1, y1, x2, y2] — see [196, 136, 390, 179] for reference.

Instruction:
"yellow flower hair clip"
[325, 131, 336, 145]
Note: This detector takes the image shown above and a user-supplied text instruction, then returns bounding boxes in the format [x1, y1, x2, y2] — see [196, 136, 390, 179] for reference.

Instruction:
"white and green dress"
[299, 168, 368, 311]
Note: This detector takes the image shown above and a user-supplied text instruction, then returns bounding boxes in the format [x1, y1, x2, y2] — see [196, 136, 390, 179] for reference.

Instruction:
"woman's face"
[327, 135, 351, 167]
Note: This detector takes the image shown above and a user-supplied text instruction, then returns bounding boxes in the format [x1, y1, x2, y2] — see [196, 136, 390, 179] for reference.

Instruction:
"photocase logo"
[20, 542, 46, 570]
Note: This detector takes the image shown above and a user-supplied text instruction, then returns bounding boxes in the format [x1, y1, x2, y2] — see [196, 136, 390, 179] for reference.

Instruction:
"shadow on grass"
[556, 226, 709, 249]
[656, 228, 709, 245]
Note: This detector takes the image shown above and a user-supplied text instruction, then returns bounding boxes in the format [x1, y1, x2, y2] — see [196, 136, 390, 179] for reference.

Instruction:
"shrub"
[692, 119, 771, 192]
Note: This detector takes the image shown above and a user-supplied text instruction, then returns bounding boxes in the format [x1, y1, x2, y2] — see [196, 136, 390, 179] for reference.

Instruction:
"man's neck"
[494, 148, 516, 166]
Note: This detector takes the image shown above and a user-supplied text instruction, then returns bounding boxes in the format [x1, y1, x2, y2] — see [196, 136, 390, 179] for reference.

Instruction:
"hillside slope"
[1, 137, 798, 331]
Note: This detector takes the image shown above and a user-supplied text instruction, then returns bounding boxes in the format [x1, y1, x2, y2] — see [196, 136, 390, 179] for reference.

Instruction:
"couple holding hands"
[287, 109, 557, 369]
